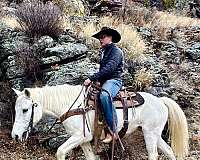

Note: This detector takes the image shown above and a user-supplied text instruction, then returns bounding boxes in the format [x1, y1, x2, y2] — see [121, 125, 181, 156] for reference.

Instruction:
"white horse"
[11, 84, 189, 160]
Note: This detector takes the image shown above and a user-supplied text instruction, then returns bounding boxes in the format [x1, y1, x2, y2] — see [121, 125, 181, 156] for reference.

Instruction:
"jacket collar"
[101, 43, 115, 53]
[102, 42, 115, 49]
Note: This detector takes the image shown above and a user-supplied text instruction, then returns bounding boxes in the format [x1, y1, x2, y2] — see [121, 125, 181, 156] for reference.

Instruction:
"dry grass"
[81, 22, 99, 49]
[75, 16, 146, 61]
[148, 10, 200, 40]
[123, 6, 152, 27]
[125, 7, 200, 30]
[149, 11, 200, 40]
[116, 24, 146, 61]
[162, 0, 176, 9]
[178, 61, 191, 73]
[148, 11, 200, 29]
[52, 0, 85, 16]
[133, 68, 154, 91]
[15, 1, 65, 40]
[123, 5, 200, 40]
[62, 16, 72, 30]
[171, 76, 192, 92]
[1, 16, 21, 29]
[98, 16, 121, 28]
[1, 10, 70, 32]
[99, 17, 146, 61]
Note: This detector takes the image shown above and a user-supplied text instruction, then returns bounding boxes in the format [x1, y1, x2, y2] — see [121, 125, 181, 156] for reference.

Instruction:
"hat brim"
[92, 28, 121, 43]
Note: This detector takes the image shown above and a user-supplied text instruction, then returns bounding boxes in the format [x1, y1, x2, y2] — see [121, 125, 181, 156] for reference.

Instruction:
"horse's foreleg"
[143, 129, 159, 160]
[56, 134, 85, 160]
[81, 142, 98, 160]
[157, 137, 176, 160]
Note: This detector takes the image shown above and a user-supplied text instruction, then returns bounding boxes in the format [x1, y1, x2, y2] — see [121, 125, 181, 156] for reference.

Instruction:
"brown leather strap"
[59, 86, 84, 122]
[91, 82, 101, 90]
[83, 112, 86, 137]
[94, 94, 100, 153]
[118, 94, 129, 139]
[59, 105, 94, 123]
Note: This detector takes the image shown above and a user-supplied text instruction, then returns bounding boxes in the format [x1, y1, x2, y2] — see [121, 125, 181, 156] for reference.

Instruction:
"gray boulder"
[186, 42, 200, 60]
[32, 36, 55, 53]
[42, 56, 61, 64]
[33, 113, 68, 150]
[44, 43, 88, 59]
[46, 58, 99, 85]
[58, 34, 76, 43]
[6, 65, 24, 79]
[5, 55, 25, 79]
[9, 78, 24, 90]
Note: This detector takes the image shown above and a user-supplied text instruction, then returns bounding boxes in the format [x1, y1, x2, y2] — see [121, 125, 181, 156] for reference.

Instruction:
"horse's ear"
[24, 89, 30, 98]
[12, 88, 22, 96]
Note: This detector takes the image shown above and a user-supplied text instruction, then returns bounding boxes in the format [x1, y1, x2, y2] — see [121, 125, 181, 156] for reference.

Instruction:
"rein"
[60, 85, 85, 121]
[27, 85, 86, 137]
[46, 85, 85, 133]
[24, 102, 38, 138]
[27, 83, 127, 159]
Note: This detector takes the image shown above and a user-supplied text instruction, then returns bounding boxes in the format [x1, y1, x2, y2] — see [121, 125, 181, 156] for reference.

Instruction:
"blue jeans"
[100, 79, 123, 133]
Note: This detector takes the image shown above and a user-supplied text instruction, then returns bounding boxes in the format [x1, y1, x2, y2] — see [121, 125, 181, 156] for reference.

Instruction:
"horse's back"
[136, 92, 169, 127]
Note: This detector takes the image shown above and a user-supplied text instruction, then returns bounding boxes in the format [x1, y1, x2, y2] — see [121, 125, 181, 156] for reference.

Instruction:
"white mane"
[27, 84, 84, 116]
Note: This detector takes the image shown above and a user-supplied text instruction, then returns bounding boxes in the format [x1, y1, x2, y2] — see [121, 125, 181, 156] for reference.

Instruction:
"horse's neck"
[37, 84, 84, 117]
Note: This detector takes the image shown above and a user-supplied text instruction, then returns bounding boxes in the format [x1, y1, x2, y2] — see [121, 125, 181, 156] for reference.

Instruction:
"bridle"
[23, 102, 38, 139]
[22, 85, 85, 139]
[22, 83, 101, 139]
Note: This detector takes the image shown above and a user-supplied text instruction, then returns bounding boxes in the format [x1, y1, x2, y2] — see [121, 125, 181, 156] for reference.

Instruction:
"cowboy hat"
[92, 27, 121, 43]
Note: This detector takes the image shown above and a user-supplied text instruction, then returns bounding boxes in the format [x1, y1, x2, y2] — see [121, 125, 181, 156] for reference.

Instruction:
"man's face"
[99, 34, 112, 47]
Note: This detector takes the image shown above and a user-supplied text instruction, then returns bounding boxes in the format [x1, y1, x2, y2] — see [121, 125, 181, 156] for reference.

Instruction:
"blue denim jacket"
[89, 43, 124, 83]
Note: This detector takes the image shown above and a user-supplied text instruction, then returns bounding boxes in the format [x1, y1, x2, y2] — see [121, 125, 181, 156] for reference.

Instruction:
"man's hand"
[84, 78, 91, 86]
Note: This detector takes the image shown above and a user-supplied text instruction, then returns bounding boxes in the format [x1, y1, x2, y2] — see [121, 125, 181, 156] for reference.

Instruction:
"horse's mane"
[27, 84, 84, 115]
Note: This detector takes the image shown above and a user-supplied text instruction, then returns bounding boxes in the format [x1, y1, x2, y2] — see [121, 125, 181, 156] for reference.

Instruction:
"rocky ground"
[0, 128, 199, 160]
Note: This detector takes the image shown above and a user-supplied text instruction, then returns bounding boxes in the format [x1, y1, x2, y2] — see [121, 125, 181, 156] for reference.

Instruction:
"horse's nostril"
[15, 135, 19, 141]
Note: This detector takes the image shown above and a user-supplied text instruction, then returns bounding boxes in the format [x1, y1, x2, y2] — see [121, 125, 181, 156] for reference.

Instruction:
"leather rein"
[46, 83, 100, 135]
[23, 102, 38, 139]
[26, 85, 86, 137]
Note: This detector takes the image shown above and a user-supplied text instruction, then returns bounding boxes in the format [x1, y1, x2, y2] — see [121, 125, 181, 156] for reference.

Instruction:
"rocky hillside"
[0, 0, 199, 160]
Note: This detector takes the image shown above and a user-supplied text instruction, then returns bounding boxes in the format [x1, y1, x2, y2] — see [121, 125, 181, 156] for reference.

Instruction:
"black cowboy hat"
[92, 27, 121, 43]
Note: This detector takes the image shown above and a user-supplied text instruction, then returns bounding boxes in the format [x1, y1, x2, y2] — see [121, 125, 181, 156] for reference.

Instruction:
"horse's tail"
[160, 97, 189, 159]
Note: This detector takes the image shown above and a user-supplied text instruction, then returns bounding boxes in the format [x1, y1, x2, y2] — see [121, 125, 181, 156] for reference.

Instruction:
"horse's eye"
[23, 109, 28, 113]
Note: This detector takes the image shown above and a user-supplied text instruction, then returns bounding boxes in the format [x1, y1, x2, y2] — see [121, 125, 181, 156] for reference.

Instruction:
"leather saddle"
[87, 82, 145, 109]
[86, 82, 145, 150]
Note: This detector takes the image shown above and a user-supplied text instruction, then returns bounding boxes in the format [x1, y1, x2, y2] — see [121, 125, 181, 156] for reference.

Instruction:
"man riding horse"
[84, 27, 124, 143]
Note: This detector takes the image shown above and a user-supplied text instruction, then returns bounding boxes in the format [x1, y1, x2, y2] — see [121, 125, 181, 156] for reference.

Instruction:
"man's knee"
[100, 91, 109, 100]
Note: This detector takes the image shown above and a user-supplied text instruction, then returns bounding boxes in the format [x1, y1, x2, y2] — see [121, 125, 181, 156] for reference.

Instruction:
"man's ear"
[12, 88, 22, 96]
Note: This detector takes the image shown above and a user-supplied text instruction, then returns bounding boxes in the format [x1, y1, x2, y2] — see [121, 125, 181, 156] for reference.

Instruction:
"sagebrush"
[14, 0, 65, 41]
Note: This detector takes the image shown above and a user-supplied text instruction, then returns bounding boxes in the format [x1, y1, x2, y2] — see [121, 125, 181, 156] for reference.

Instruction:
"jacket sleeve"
[89, 48, 122, 81]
